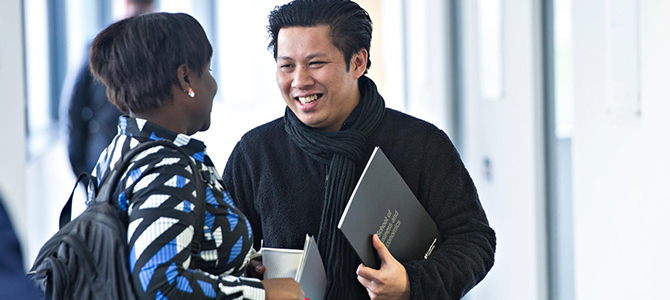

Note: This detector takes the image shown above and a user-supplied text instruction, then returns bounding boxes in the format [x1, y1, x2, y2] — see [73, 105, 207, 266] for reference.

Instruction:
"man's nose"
[291, 66, 314, 89]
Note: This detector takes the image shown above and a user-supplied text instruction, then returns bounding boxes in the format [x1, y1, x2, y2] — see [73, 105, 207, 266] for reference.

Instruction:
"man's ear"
[350, 48, 368, 79]
[176, 64, 191, 91]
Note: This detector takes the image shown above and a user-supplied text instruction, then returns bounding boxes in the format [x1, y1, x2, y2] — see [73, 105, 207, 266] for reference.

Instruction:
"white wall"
[403, 0, 454, 135]
[0, 0, 28, 263]
[572, 0, 670, 299]
[461, 0, 547, 299]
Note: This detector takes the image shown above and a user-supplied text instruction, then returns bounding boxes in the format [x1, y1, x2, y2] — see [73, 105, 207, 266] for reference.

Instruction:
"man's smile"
[296, 94, 323, 105]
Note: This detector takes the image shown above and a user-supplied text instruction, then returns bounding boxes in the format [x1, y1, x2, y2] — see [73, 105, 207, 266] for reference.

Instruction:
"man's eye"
[310, 61, 326, 66]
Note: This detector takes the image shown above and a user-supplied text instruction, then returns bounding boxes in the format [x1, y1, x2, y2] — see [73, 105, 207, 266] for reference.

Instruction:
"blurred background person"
[0, 192, 41, 300]
[60, 0, 154, 178]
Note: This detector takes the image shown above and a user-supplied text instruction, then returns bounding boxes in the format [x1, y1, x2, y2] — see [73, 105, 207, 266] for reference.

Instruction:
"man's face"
[276, 25, 366, 132]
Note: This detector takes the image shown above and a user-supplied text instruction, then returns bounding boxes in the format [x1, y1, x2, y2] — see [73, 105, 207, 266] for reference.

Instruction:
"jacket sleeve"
[403, 129, 496, 300]
[124, 150, 265, 300]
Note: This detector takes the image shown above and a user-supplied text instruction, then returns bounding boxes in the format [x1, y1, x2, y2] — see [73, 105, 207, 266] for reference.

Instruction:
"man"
[61, 0, 154, 177]
[222, 0, 496, 299]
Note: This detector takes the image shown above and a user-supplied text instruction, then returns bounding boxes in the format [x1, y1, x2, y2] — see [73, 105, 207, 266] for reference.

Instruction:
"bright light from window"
[554, 0, 574, 138]
[477, 0, 504, 101]
[24, 0, 51, 136]
[159, 0, 195, 15]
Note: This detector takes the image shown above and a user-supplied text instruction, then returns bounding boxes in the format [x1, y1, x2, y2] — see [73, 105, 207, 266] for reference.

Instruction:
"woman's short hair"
[89, 12, 212, 114]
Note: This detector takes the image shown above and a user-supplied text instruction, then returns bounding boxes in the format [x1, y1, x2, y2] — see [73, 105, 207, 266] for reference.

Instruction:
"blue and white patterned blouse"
[90, 116, 265, 300]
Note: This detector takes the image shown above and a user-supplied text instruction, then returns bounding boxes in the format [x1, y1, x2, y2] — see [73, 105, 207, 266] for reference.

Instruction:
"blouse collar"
[117, 116, 207, 160]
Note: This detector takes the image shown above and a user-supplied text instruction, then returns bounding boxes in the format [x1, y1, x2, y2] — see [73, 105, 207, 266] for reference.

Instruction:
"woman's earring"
[187, 87, 195, 98]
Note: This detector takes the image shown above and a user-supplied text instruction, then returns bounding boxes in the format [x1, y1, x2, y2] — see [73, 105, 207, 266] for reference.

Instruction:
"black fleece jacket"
[222, 108, 496, 300]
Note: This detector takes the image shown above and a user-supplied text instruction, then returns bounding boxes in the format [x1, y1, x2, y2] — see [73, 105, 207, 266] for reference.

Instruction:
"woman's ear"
[176, 64, 191, 91]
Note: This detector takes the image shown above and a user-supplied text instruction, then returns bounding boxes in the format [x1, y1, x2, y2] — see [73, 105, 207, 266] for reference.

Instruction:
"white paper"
[260, 247, 303, 279]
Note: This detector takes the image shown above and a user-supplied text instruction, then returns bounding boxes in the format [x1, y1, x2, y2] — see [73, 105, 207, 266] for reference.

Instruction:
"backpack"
[29, 140, 206, 300]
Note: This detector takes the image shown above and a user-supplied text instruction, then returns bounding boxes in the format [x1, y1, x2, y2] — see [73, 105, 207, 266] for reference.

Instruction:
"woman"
[89, 12, 303, 300]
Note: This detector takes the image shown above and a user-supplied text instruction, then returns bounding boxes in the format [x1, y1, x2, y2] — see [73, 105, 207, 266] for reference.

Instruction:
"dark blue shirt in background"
[0, 195, 41, 300]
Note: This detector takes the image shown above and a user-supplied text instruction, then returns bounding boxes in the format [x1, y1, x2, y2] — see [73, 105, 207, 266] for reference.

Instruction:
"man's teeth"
[298, 95, 318, 104]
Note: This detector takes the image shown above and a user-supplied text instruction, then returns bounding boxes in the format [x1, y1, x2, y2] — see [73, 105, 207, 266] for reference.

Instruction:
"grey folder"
[338, 147, 441, 269]
[295, 235, 326, 300]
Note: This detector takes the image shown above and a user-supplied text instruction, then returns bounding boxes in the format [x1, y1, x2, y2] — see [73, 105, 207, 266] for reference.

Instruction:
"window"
[544, 0, 575, 299]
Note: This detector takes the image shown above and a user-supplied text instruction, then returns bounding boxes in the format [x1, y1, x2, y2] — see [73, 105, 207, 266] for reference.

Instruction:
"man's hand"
[247, 258, 266, 279]
[356, 234, 410, 300]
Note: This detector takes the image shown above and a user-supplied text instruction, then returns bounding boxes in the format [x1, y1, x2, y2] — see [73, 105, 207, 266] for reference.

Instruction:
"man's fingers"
[372, 234, 393, 263]
[357, 274, 372, 287]
[356, 263, 380, 281]
[366, 287, 378, 300]
[358, 274, 381, 296]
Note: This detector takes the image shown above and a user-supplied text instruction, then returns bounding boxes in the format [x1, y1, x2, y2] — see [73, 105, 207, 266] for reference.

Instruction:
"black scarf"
[284, 75, 386, 299]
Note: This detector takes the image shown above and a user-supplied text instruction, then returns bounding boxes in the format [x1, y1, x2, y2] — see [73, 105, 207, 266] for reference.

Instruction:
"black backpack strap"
[66, 140, 206, 257]
[189, 168, 208, 257]
[58, 142, 161, 229]
[59, 173, 98, 229]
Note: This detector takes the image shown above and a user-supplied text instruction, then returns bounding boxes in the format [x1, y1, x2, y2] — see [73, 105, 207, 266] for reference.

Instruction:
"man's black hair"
[268, 0, 372, 73]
